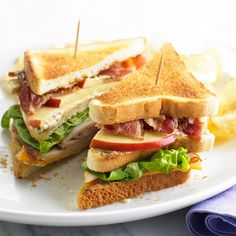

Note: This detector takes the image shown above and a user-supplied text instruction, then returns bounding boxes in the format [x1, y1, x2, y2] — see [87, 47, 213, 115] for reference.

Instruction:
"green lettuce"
[1, 105, 89, 154]
[13, 118, 40, 150]
[82, 161, 143, 181]
[39, 108, 89, 153]
[82, 147, 190, 182]
[1, 104, 22, 128]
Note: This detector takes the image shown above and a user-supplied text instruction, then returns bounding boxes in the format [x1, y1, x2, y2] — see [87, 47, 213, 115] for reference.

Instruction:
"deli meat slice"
[103, 120, 144, 139]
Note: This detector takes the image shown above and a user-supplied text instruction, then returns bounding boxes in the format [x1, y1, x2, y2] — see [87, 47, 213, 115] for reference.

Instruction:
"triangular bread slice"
[78, 169, 190, 209]
[11, 123, 97, 178]
[89, 43, 218, 124]
[24, 37, 146, 95]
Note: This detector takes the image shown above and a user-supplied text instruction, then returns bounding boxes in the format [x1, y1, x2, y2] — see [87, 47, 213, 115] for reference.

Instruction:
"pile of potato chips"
[209, 78, 236, 141]
[182, 47, 236, 142]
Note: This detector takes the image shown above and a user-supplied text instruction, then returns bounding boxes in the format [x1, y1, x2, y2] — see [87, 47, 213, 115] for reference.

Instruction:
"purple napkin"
[186, 185, 236, 236]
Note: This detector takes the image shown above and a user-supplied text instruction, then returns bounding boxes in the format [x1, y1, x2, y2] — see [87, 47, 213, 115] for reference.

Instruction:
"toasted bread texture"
[87, 132, 214, 172]
[11, 124, 97, 178]
[24, 37, 146, 95]
[78, 170, 190, 209]
[89, 43, 218, 124]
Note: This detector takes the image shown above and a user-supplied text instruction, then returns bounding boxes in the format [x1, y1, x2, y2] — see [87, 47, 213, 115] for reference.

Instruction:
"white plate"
[0, 39, 236, 226]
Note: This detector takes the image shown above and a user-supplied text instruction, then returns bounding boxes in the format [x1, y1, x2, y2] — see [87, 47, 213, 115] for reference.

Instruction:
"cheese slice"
[24, 81, 117, 141]
[17, 146, 53, 166]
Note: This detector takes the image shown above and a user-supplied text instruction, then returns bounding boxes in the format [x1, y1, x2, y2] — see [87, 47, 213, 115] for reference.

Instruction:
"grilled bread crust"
[89, 43, 218, 124]
[24, 38, 146, 95]
[78, 170, 190, 209]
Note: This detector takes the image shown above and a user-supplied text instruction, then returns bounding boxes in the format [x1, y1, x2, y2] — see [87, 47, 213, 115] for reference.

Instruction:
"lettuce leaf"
[39, 108, 89, 154]
[82, 147, 190, 182]
[1, 105, 89, 154]
[13, 119, 40, 150]
[82, 161, 143, 181]
[1, 105, 22, 128]
[140, 148, 190, 173]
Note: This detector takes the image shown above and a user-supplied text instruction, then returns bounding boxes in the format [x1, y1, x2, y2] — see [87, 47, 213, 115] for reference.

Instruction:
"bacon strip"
[17, 72, 85, 114]
[103, 117, 203, 140]
[144, 117, 177, 134]
[103, 120, 144, 139]
[178, 118, 203, 139]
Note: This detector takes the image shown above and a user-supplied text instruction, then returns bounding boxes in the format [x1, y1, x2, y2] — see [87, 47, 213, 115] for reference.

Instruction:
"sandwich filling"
[101, 116, 203, 140]
[1, 105, 92, 156]
[11, 55, 146, 114]
[82, 148, 201, 183]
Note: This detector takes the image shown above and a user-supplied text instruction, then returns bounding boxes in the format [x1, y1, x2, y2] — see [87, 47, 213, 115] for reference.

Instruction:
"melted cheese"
[189, 160, 202, 170]
[18, 147, 55, 167]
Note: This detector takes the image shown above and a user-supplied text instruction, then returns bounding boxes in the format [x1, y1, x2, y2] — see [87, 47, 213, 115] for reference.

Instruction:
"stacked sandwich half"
[1, 37, 147, 178]
[78, 43, 218, 209]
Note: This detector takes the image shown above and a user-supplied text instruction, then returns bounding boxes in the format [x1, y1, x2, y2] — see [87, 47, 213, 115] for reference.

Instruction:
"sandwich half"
[2, 37, 147, 178]
[78, 43, 218, 209]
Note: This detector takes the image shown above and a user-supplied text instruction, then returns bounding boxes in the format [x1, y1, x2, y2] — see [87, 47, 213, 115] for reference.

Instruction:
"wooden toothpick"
[155, 49, 164, 85]
[74, 19, 80, 58]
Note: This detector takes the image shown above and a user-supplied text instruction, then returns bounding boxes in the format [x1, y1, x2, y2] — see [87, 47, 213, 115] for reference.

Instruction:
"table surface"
[0, 208, 191, 236]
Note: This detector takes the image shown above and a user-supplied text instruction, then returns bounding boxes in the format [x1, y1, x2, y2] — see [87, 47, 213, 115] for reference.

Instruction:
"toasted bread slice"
[11, 124, 97, 178]
[87, 132, 214, 172]
[24, 37, 146, 95]
[78, 169, 190, 209]
[89, 43, 218, 124]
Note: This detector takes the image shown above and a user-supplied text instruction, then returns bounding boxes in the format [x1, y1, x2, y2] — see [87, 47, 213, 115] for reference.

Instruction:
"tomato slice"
[28, 119, 41, 129]
[121, 58, 135, 69]
[44, 98, 61, 108]
[133, 55, 146, 69]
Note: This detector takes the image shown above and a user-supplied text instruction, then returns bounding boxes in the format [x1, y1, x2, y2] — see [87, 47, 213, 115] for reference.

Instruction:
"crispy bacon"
[103, 120, 144, 139]
[144, 117, 177, 134]
[17, 72, 85, 114]
[178, 118, 203, 139]
[19, 79, 45, 114]
[103, 117, 203, 139]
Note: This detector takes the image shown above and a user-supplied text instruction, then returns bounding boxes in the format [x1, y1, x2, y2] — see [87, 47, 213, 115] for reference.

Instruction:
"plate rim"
[0, 174, 235, 226]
